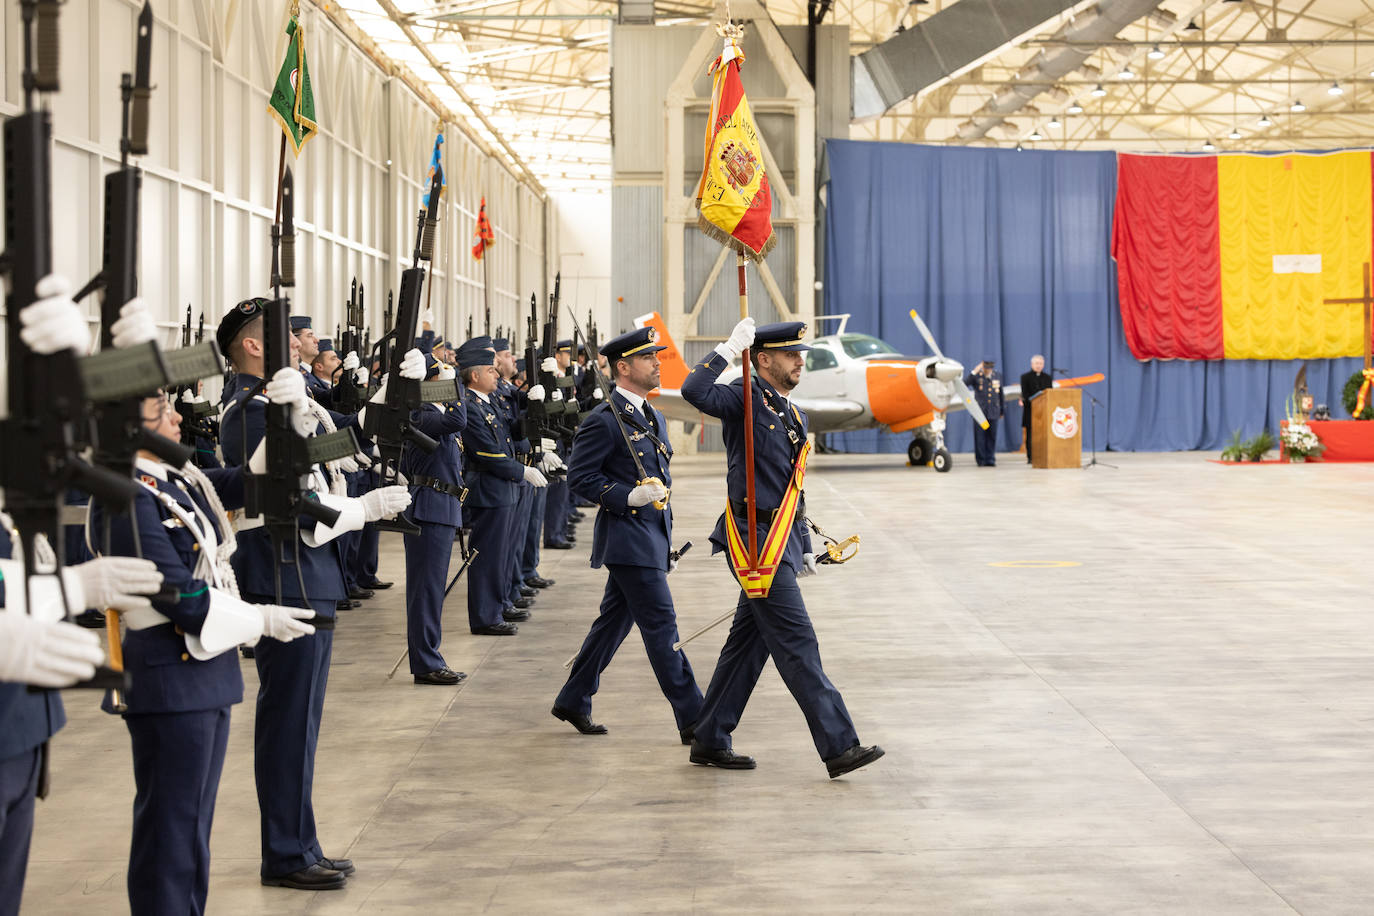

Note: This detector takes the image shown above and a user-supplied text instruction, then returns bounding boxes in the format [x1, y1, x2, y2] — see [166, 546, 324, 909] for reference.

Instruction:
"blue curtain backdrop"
[821, 139, 1365, 453]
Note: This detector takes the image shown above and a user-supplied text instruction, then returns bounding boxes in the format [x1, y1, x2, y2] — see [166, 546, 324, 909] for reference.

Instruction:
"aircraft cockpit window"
[805, 347, 838, 371]
[839, 334, 899, 359]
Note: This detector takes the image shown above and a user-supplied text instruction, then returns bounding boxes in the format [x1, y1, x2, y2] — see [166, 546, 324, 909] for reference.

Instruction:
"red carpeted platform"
[1281, 420, 1374, 462]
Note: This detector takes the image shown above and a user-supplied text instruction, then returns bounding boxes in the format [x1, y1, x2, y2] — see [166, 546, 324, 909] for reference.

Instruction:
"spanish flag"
[472, 196, 494, 261]
[695, 36, 776, 260]
[1114, 150, 1374, 360]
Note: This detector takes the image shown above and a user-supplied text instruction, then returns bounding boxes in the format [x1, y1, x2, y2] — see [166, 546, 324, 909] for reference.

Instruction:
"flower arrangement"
[1280, 422, 1324, 461]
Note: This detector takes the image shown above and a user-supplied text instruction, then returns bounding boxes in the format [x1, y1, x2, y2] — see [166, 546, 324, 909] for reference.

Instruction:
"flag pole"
[738, 251, 757, 569]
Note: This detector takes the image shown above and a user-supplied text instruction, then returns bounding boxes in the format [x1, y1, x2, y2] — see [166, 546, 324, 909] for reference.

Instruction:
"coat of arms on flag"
[694, 28, 776, 260]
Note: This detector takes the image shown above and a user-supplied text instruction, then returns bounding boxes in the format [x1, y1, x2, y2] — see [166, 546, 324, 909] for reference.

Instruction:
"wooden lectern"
[1030, 388, 1083, 469]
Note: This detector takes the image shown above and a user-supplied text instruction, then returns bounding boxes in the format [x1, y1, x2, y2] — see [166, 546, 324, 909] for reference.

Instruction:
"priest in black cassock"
[1019, 355, 1054, 464]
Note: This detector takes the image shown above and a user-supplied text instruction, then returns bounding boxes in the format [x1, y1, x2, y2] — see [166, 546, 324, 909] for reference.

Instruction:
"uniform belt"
[412, 475, 467, 500]
[729, 497, 804, 528]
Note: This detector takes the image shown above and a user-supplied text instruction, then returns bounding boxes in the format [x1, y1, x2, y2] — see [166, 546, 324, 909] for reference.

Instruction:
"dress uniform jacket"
[461, 389, 523, 507]
[303, 369, 332, 404]
[680, 351, 813, 574]
[567, 391, 673, 570]
[400, 400, 467, 526]
[965, 370, 1005, 421]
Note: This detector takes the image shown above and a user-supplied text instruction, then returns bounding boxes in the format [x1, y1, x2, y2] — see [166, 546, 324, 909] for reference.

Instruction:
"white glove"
[799, 552, 819, 577]
[360, 485, 412, 522]
[627, 479, 668, 507]
[566, 398, 579, 411]
[540, 357, 558, 374]
[438, 364, 456, 381]
[668, 556, 679, 574]
[421, 308, 435, 326]
[110, 297, 158, 348]
[527, 384, 545, 402]
[336, 455, 360, 474]
[399, 347, 426, 381]
[539, 451, 565, 473]
[522, 465, 548, 488]
[265, 367, 315, 436]
[259, 604, 316, 642]
[68, 556, 163, 614]
[714, 317, 756, 363]
[551, 388, 564, 402]
[353, 366, 369, 387]
[21, 274, 91, 355]
[342, 351, 360, 371]
[179, 389, 207, 405]
[593, 387, 605, 400]
[0, 613, 104, 688]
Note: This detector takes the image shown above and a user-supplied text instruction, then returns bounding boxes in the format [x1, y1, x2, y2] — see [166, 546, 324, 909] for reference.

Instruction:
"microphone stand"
[1053, 367, 1114, 470]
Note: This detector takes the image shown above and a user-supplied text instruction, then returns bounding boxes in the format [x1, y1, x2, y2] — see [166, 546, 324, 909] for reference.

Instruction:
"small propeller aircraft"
[637, 309, 1103, 472]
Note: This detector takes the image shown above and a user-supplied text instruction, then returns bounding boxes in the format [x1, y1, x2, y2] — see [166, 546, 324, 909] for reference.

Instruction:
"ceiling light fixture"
[1202, 139, 1216, 151]
[1015, 142, 1024, 151]
[1291, 99, 1305, 111]
[1148, 44, 1165, 60]
[1118, 64, 1135, 80]
[1328, 81, 1344, 96]
[1257, 114, 1273, 127]
[1184, 19, 1201, 32]
[1029, 127, 1043, 140]
[1091, 83, 1107, 97]
[1067, 101, 1084, 114]
[1048, 115, 1061, 128]
[1228, 128, 1241, 139]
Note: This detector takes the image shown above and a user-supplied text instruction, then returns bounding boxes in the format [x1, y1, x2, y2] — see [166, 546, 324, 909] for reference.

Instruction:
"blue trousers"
[0, 747, 40, 916]
[249, 601, 334, 877]
[694, 563, 859, 760]
[520, 486, 547, 580]
[126, 707, 231, 916]
[358, 522, 380, 583]
[506, 482, 532, 605]
[404, 522, 454, 674]
[544, 478, 568, 545]
[466, 504, 512, 630]
[973, 423, 998, 466]
[556, 564, 703, 730]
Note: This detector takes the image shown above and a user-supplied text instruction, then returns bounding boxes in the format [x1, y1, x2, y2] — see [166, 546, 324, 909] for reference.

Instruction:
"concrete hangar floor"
[22, 451, 1374, 914]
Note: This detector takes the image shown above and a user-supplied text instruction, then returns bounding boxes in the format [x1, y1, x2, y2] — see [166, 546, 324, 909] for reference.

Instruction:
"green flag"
[268, 17, 317, 156]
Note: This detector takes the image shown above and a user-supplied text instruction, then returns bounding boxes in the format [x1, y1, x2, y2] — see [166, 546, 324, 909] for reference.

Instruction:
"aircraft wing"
[649, 389, 866, 432]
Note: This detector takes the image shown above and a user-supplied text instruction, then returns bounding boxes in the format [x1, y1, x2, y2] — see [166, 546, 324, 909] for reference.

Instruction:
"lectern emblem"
[1051, 406, 1079, 439]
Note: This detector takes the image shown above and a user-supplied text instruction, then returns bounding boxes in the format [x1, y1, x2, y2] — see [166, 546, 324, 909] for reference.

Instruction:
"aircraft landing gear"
[907, 436, 933, 466]
[932, 448, 952, 472]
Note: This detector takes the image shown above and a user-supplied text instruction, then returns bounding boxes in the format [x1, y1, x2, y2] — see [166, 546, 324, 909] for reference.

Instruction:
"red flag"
[695, 39, 776, 259]
[471, 197, 494, 260]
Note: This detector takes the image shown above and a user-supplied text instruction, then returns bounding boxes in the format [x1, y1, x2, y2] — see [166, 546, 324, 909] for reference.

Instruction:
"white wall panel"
[0, 0, 549, 373]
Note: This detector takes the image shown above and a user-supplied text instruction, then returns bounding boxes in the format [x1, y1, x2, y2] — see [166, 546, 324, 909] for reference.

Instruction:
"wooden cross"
[1324, 262, 1374, 370]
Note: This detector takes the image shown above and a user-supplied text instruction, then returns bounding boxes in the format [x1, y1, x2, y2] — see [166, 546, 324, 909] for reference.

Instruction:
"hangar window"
[838, 334, 899, 359]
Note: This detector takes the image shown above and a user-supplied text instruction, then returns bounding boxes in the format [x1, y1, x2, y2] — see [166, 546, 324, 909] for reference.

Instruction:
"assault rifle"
[241, 168, 359, 606]
[334, 278, 367, 413]
[361, 172, 460, 534]
[0, 0, 136, 691]
[540, 272, 580, 442]
[170, 306, 223, 465]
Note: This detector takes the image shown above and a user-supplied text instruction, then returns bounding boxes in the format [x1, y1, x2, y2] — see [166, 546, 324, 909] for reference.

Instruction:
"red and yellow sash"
[1355, 368, 1374, 416]
[724, 440, 811, 598]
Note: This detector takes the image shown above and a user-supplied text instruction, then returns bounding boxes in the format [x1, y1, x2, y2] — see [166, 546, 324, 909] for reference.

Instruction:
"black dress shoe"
[544, 540, 572, 550]
[361, 579, 393, 590]
[413, 667, 467, 686]
[513, 596, 535, 609]
[319, 856, 355, 876]
[471, 622, 518, 636]
[348, 586, 374, 600]
[502, 607, 531, 622]
[240, 645, 255, 659]
[551, 705, 608, 735]
[261, 864, 346, 890]
[689, 742, 756, 769]
[825, 744, 886, 779]
[75, 610, 106, 629]
[335, 599, 361, 611]
[680, 726, 695, 746]
[571, 509, 587, 519]
[525, 576, 555, 588]
[519, 585, 537, 598]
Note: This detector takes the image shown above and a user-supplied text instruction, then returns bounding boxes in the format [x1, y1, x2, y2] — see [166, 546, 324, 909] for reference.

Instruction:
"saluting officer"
[681, 318, 884, 780]
[398, 343, 468, 685]
[459, 341, 548, 636]
[551, 327, 702, 740]
[965, 358, 1005, 467]
[218, 300, 412, 890]
[98, 392, 316, 914]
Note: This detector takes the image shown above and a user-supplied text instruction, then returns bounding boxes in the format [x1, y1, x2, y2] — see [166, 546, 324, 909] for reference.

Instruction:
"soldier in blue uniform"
[542, 341, 578, 549]
[552, 328, 702, 739]
[398, 345, 468, 684]
[97, 392, 317, 914]
[459, 342, 548, 635]
[493, 336, 548, 618]
[965, 358, 1005, 467]
[309, 337, 340, 401]
[681, 318, 884, 780]
[218, 300, 413, 890]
